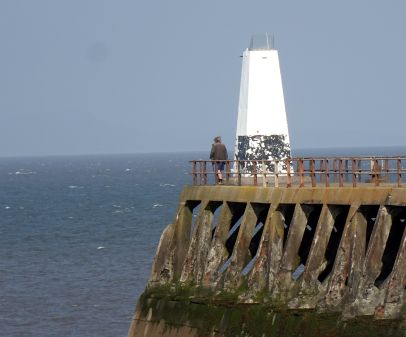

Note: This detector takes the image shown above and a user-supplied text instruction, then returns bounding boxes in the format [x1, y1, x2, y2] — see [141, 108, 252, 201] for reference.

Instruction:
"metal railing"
[190, 157, 406, 187]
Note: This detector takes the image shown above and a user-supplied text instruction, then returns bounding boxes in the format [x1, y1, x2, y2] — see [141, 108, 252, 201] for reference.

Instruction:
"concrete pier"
[128, 183, 406, 337]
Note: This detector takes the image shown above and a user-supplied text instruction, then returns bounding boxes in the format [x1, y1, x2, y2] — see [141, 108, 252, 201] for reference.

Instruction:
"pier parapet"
[128, 157, 406, 337]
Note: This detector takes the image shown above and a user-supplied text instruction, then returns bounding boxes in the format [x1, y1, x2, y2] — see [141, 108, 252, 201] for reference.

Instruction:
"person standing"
[209, 136, 228, 184]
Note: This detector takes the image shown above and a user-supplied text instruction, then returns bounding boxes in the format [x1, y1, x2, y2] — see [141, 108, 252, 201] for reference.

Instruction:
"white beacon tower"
[234, 34, 291, 172]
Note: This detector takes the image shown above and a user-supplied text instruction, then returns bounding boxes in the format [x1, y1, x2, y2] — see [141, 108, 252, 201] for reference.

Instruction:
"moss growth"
[135, 287, 405, 337]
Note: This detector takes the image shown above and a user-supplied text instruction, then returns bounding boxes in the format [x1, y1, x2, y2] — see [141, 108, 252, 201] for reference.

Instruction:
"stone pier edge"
[129, 186, 406, 337]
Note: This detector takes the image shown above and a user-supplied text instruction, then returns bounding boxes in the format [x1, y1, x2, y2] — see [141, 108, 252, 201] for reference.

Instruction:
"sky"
[1, 0, 406, 157]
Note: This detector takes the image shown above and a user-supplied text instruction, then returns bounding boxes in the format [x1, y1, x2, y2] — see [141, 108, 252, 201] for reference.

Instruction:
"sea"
[1, 147, 406, 337]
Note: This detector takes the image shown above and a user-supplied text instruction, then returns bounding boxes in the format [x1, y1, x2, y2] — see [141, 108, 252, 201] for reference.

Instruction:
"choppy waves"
[0, 153, 195, 337]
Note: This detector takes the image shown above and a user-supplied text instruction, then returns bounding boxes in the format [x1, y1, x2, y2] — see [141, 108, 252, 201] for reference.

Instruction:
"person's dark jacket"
[210, 143, 228, 161]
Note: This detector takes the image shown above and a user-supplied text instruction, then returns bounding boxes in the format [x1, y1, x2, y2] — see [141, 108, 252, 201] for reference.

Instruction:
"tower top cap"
[249, 33, 275, 51]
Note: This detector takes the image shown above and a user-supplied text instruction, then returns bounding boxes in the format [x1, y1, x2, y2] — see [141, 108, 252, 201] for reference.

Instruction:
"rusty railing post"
[310, 159, 316, 187]
[226, 160, 230, 184]
[398, 158, 402, 187]
[203, 160, 207, 185]
[200, 161, 205, 185]
[384, 159, 389, 182]
[358, 159, 362, 182]
[296, 160, 300, 178]
[369, 159, 374, 185]
[320, 159, 325, 184]
[237, 161, 242, 186]
[373, 159, 379, 186]
[274, 160, 279, 187]
[339, 159, 343, 187]
[352, 158, 357, 187]
[192, 161, 197, 185]
[299, 158, 304, 187]
[197, 161, 201, 185]
[325, 159, 330, 187]
[262, 160, 267, 187]
[286, 159, 292, 188]
[253, 161, 258, 186]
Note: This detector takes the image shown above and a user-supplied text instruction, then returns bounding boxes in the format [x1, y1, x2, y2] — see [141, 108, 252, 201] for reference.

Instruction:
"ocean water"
[0, 152, 193, 337]
[2, 147, 406, 337]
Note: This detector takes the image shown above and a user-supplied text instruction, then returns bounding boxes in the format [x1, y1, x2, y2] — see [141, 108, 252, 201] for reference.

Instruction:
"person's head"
[214, 136, 221, 143]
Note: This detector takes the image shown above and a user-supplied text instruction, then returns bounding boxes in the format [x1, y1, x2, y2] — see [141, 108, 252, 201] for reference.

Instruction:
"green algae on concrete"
[130, 290, 405, 337]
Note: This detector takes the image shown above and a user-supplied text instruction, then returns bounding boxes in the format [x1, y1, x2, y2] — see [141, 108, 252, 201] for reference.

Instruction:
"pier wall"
[128, 186, 406, 337]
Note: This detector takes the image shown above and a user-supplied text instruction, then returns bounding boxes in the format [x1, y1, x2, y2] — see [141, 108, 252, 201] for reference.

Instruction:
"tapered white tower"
[234, 34, 291, 172]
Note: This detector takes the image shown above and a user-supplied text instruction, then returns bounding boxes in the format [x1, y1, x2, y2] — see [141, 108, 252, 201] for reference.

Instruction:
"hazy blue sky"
[1, 1, 405, 157]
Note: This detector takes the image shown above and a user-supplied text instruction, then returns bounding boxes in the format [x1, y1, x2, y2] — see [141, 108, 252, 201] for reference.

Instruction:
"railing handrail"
[189, 157, 406, 188]
[190, 156, 406, 162]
